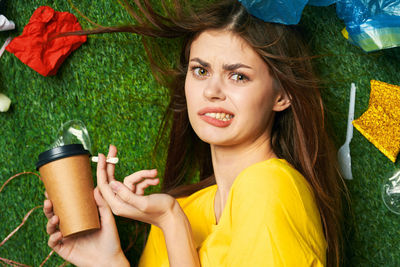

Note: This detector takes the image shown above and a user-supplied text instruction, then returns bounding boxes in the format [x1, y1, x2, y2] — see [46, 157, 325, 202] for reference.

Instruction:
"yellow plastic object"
[353, 80, 400, 162]
[342, 27, 349, 40]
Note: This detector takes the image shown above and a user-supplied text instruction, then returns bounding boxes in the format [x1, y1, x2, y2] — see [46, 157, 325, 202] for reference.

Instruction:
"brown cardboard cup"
[36, 144, 100, 237]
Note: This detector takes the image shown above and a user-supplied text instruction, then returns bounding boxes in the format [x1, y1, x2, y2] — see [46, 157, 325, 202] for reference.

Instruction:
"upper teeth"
[205, 112, 234, 121]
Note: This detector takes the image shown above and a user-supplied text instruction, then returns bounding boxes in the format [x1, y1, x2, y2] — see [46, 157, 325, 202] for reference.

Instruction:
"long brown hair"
[65, 1, 346, 266]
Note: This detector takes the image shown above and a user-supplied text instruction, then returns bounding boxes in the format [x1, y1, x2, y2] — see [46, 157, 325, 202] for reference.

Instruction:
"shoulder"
[230, 158, 320, 220]
[233, 158, 313, 199]
[228, 158, 327, 256]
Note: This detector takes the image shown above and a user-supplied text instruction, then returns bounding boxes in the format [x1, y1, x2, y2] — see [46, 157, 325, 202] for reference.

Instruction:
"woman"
[44, 0, 345, 266]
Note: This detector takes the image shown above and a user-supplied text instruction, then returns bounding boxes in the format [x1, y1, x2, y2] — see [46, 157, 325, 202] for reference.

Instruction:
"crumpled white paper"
[0, 36, 11, 59]
[0, 14, 15, 31]
[0, 15, 14, 112]
[0, 93, 11, 112]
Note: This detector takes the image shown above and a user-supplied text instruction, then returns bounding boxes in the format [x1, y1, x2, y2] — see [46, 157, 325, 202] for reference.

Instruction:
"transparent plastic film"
[51, 120, 92, 154]
[382, 170, 400, 214]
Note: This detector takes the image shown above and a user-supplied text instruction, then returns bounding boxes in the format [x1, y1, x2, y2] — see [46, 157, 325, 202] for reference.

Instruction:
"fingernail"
[110, 181, 119, 191]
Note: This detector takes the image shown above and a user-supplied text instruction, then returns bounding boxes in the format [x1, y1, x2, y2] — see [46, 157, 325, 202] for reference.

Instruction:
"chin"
[191, 122, 238, 146]
[196, 133, 237, 147]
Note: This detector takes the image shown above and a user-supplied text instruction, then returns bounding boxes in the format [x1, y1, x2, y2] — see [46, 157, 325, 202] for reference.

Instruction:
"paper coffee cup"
[36, 144, 100, 237]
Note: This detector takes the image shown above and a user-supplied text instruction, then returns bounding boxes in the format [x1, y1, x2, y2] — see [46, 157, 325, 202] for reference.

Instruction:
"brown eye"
[193, 67, 208, 77]
[231, 73, 249, 82]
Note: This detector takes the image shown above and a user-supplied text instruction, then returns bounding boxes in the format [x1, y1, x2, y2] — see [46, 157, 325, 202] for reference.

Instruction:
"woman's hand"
[98, 145, 200, 267]
[44, 188, 129, 267]
[96, 145, 179, 229]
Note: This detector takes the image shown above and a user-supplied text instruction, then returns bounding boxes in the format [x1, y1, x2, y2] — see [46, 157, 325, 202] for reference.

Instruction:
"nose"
[203, 76, 226, 101]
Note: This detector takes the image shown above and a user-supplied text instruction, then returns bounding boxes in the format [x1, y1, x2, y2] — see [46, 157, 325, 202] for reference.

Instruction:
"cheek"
[231, 90, 269, 113]
[184, 76, 203, 107]
[184, 80, 192, 109]
[236, 88, 276, 123]
[184, 79, 198, 122]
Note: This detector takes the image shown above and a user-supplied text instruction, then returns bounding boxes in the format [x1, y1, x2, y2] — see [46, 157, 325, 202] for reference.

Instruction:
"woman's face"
[185, 30, 290, 148]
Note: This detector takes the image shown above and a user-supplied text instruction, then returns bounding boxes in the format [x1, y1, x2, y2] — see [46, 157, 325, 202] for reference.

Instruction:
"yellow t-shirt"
[139, 158, 327, 266]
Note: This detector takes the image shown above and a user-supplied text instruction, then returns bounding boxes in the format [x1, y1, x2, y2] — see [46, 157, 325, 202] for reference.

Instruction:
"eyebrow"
[222, 63, 252, 71]
[190, 57, 252, 70]
[190, 58, 209, 68]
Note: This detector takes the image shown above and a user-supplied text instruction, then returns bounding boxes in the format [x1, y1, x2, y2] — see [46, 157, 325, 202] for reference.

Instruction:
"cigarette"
[91, 156, 119, 164]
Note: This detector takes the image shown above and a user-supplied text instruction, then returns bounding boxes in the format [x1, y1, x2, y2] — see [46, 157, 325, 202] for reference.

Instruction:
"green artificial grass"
[1, 1, 400, 266]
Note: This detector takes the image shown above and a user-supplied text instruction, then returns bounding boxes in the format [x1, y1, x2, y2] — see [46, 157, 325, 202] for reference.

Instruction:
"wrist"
[159, 200, 186, 232]
[158, 200, 200, 267]
[109, 251, 130, 267]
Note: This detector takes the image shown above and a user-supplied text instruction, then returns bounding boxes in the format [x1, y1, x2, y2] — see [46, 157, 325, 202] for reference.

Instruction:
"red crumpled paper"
[6, 6, 87, 76]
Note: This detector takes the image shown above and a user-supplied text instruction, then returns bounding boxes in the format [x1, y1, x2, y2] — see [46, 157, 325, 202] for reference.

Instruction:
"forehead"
[189, 30, 262, 65]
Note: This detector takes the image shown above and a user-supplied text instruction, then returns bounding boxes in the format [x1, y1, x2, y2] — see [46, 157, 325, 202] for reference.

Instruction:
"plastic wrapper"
[238, 0, 335, 25]
[309, 0, 337, 6]
[337, 0, 400, 51]
[5, 6, 86, 76]
[352, 80, 400, 162]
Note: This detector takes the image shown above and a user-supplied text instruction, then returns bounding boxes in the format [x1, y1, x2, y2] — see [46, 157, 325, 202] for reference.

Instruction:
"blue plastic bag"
[309, 0, 337, 6]
[238, 0, 335, 25]
[239, 0, 400, 51]
[336, 0, 400, 51]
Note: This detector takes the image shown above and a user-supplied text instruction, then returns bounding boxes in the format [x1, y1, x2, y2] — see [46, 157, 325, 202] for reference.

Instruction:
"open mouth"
[204, 112, 234, 121]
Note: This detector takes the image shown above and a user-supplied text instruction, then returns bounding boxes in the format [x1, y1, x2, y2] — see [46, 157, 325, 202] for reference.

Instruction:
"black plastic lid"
[36, 144, 90, 170]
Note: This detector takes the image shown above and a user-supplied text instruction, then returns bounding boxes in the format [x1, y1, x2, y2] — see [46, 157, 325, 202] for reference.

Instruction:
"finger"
[97, 154, 119, 204]
[97, 153, 112, 186]
[106, 144, 118, 182]
[93, 187, 107, 207]
[123, 169, 158, 191]
[48, 231, 63, 249]
[136, 178, 160, 195]
[43, 199, 54, 219]
[46, 215, 59, 234]
[110, 181, 147, 211]
[93, 187, 114, 223]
